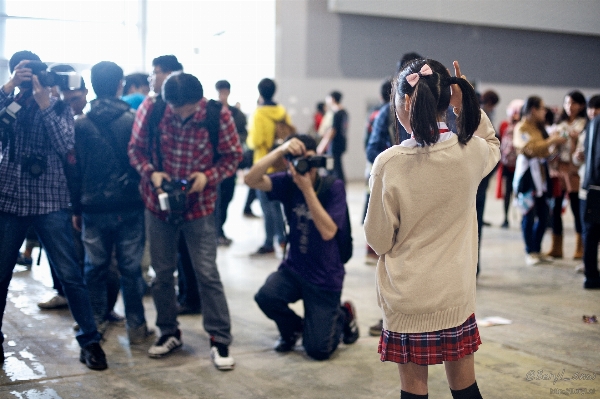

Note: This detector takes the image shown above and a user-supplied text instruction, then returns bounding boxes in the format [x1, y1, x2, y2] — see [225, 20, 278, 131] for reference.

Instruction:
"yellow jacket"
[247, 104, 292, 172]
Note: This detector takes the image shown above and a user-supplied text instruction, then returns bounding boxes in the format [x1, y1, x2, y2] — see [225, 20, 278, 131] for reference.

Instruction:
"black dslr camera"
[285, 154, 333, 175]
[22, 61, 82, 91]
[158, 179, 190, 224]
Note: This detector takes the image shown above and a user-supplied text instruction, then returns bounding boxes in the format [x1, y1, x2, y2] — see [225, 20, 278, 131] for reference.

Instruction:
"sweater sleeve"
[513, 121, 552, 159]
[473, 110, 501, 178]
[364, 158, 399, 256]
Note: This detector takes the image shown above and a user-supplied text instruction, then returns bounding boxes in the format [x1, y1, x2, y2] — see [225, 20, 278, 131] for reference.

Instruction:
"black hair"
[481, 90, 499, 106]
[91, 61, 124, 98]
[545, 107, 555, 127]
[560, 90, 588, 122]
[589, 95, 600, 110]
[215, 80, 231, 91]
[123, 73, 149, 95]
[152, 55, 183, 73]
[396, 52, 423, 74]
[286, 133, 317, 153]
[381, 78, 393, 103]
[317, 102, 325, 114]
[522, 96, 548, 138]
[258, 78, 276, 101]
[9, 50, 41, 73]
[394, 58, 480, 146]
[50, 64, 75, 73]
[329, 91, 342, 104]
[163, 73, 203, 108]
[50, 64, 86, 90]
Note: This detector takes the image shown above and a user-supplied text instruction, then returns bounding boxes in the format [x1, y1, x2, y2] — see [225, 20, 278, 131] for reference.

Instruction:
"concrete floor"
[1, 177, 599, 399]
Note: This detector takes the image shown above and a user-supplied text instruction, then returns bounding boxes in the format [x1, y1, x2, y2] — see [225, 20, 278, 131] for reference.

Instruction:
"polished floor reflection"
[1, 178, 599, 399]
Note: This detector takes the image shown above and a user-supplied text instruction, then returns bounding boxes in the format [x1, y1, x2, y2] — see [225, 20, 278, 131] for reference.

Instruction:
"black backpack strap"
[147, 97, 167, 171]
[203, 99, 222, 163]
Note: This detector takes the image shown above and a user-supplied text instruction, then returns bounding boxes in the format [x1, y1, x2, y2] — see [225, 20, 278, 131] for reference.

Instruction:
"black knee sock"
[450, 381, 483, 399]
[400, 391, 428, 399]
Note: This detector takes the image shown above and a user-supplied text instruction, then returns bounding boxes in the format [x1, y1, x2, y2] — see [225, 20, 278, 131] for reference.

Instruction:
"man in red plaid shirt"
[128, 72, 242, 370]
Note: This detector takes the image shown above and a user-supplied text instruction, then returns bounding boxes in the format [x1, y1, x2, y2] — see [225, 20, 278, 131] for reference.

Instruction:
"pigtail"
[410, 78, 440, 146]
[450, 77, 480, 144]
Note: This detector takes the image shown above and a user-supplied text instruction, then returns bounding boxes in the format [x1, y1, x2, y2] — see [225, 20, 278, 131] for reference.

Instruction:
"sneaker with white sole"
[342, 301, 359, 344]
[148, 330, 182, 358]
[210, 338, 235, 371]
[38, 295, 68, 309]
[525, 253, 541, 266]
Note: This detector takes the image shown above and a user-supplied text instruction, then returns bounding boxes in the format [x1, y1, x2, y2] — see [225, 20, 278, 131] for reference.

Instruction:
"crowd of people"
[1, 47, 599, 399]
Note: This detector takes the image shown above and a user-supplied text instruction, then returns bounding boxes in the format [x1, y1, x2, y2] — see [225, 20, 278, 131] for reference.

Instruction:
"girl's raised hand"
[449, 60, 464, 110]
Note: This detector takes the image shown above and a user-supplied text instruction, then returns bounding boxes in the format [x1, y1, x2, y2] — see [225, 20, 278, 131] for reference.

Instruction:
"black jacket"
[70, 97, 143, 214]
[583, 115, 600, 189]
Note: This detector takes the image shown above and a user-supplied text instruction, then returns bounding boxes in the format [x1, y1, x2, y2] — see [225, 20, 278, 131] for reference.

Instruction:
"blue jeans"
[82, 209, 147, 331]
[146, 210, 232, 345]
[256, 189, 285, 248]
[521, 196, 549, 254]
[255, 268, 345, 360]
[0, 210, 101, 347]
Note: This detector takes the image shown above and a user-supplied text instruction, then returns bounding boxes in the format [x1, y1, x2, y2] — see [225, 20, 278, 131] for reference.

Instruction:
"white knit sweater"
[364, 110, 500, 333]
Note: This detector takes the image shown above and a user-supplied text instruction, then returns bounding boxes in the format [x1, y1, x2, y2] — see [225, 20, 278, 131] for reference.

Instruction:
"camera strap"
[7, 90, 33, 162]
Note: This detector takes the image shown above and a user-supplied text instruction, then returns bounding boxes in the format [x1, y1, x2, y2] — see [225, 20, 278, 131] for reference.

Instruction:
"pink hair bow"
[406, 64, 433, 87]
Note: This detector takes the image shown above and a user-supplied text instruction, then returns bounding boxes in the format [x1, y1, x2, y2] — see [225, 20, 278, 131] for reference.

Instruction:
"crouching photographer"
[0, 51, 106, 370]
[244, 134, 359, 361]
[128, 72, 242, 369]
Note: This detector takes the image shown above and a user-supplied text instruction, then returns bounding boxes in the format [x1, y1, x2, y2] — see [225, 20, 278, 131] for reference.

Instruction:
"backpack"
[270, 113, 296, 150]
[148, 97, 222, 169]
[500, 124, 517, 168]
[316, 175, 353, 264]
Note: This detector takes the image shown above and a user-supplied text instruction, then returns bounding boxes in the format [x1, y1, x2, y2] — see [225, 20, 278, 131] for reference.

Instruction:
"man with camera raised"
[128, 72, 242, 370]
[245, 134, 359, 361]
[0, 51, 107, 370]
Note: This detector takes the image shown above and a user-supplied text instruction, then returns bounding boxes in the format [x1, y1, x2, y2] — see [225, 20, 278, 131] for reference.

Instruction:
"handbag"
[585, 185, 600, 224]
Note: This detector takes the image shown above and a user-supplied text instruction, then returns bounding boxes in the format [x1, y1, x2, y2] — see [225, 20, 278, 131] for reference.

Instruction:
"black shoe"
[250, 246, 275, 257]
[342, 301, 359, 344]
[483, 221, 491, 227]
[217, 236, 233, 247]
[501, 221, 509, 229]
[177, 303, 202, 315]
[274, 331, 301, 353]
[243, 211, 259, 218]
[584, 279, 600, 289]
[79, 342, 107, 370]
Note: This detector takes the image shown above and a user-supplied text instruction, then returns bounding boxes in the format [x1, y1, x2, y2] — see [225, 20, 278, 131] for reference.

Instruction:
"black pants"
[215, 175, 236, 238]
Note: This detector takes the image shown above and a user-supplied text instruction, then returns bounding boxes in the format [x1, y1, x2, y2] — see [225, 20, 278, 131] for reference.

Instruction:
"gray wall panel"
[307, 10, 600, 88]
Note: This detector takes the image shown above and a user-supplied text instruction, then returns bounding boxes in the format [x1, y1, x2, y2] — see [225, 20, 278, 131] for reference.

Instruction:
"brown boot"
[545, 234, 563, 258]
[573, 233, 583, 260]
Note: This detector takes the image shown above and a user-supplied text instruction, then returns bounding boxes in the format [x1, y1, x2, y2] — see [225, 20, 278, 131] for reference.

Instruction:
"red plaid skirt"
[378, 313, 481, 365]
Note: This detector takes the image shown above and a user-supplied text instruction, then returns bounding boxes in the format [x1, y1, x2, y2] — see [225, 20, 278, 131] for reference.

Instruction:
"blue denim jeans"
[0, 209, 101, 347]
[146, 210, 232, 345]
[256, 189, 285, 249]
[82, 209, 147, 331]
[255, 268, 345, 360]
[521, 196, 549, 254]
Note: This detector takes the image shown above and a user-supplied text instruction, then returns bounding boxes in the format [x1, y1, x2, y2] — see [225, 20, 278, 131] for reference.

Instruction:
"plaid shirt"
[0, 89, 74, 216]
[128, 96, 242, 222]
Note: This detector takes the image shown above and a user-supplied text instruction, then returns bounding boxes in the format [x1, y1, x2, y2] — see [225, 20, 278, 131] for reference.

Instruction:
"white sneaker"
[575, 263, 585, 274]
[148, 330, 182, 358]
[37, 295, 68, 309]
[525, 254, 541, 266]
[210, 341, 235, 371]
[537, 254, 554, 263]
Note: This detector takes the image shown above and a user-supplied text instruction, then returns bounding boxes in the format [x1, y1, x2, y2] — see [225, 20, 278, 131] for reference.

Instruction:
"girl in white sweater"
[364, 59, 500, 399]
